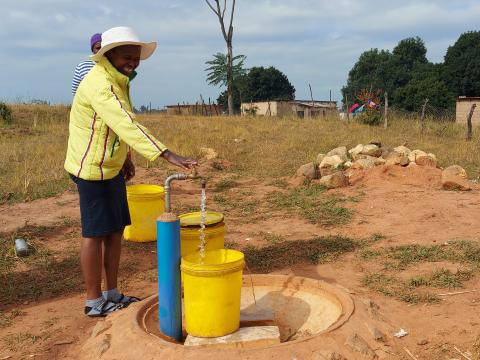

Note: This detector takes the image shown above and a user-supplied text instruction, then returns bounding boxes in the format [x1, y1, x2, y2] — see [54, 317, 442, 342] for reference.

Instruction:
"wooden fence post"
[383, 92, 388, 129]
[420, 98, 429, 135]
[466, 103, 476, 141]
[345, 95, 349, 122]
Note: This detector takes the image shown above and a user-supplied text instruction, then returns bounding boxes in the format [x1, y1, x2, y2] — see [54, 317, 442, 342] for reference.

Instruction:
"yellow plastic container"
[124, 184, 164, 242]
[179, 211, 225, 257]
[181, 249, 244, 337]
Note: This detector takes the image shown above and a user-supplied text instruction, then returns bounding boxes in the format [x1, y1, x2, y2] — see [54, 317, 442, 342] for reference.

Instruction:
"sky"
[1, 0, 480, 108]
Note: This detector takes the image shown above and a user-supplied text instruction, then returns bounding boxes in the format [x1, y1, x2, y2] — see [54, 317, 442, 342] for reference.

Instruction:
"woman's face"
[92, 42, 101, 54]
[106, 45, 141, 77]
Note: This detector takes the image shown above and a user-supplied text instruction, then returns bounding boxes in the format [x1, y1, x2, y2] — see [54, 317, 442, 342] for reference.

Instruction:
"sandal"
[84, 300, 125, 317]
[115, 294, 141, 307]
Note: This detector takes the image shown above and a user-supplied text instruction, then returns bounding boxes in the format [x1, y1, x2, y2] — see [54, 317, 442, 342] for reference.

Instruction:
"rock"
[319, 172, 349, 189]
[348, 144, 364, 160]
[327, 146, 348, 162]
[94, 334, 111, 358]
[361, 144, 382, 157]
[320, 167, 334, 177]
[326, 353, 347, 360]
[344, 169, 356, 179]
[316, 153, 326, 165]
[365, 299, 381, 319]
[200, 147, 218, 160]
[442, 171, 471, 191]
[408, 149, 427, 163]
[374, 157, 386, 166]
[393, 145, 411, 156]
[320, 155, 344, 171]
[443, 165, 467, 179]
[366, 324, 387, 342]
[296, 163, 319, 180]
[345, 333, 377, 359]
[369, 140, 382, 147]
[407, 162, 418, 168]
[385, 152, 409, 166]
[415, 154, 437, 167]
[417, 339, 429, 346]
[344, 161, 352, 168]
[312, 351, 347, 360]
[91, 320, 112, 338]
[351, 157, 376, 170]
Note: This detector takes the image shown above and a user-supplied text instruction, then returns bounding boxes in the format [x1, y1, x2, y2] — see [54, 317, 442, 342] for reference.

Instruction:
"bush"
[357, 107, 382, 126]
[0, 102, 13, 124]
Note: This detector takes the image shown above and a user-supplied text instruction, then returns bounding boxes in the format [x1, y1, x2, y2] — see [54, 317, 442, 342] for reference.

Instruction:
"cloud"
[0, 0, 479, 106]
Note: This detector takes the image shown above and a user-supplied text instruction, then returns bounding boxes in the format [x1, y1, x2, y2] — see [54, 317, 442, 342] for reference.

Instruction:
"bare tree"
[205, 0, 236, 115]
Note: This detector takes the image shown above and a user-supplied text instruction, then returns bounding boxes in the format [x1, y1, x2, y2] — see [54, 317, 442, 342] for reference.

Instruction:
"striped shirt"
[72, 60, 95, 95]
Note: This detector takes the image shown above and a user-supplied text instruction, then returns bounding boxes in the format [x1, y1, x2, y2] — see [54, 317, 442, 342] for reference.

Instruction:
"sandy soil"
[1, 164, 480, 359]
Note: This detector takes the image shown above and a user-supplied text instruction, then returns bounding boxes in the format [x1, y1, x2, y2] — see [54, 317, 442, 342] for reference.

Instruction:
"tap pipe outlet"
[164, 171, 200, 213]
[157, 170, 201, 342]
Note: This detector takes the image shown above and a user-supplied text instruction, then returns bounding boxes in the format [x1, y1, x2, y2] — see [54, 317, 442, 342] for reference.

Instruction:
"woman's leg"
[81, 236, 105, 300]
[103, 230, 124, 291]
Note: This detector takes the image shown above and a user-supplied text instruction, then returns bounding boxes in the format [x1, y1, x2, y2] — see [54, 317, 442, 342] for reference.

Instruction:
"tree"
[205, 0, 237, 115]
[205, 52, 247, 87]
[241, 66, 295, 102]
[341, 48, 393, 104]
[444, 31, 480, 97]
[342, 36, 457, 112]
[394, 63, 454, 111]
[392, 37, 428, 71]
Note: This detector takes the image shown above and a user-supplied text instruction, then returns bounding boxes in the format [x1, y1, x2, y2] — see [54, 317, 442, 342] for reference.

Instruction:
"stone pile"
[295, 142, 471, 191]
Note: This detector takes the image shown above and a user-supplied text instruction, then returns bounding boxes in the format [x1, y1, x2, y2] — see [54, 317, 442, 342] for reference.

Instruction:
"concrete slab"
[240, 306, 275, 327]
[184, 326, 281, 349]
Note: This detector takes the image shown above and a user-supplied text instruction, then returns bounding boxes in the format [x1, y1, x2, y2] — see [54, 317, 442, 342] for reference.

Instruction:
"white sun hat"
[90, 26, 157, 62]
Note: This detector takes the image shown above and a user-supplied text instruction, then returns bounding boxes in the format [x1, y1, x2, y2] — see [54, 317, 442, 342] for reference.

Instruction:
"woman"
[65, 26, 197, 317]
[71, 33, 102, 96]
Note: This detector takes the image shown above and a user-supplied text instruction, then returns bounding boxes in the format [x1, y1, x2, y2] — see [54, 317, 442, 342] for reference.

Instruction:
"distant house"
[165, 103, 224, 116]
[240, 100, 338, 118]
[456, 96, 480, 125]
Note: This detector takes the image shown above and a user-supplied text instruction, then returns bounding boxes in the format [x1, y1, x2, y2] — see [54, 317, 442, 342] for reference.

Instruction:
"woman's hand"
[122, 157, 136, 182]
[161, 150, 198, 170]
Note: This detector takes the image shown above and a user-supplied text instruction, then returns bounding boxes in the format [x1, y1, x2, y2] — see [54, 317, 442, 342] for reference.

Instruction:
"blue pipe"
[157, 213, 182, 341]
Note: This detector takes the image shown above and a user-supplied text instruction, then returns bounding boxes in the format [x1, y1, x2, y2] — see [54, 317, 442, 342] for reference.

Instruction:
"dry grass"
[2, 104, 480, 202]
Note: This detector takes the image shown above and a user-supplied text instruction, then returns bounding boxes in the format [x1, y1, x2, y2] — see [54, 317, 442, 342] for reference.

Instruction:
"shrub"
[357, 107, 382, 126]
[0, 102, 13, 124]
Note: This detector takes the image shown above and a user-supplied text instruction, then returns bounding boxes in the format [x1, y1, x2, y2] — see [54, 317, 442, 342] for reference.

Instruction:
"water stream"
[198, 185, 207, 260]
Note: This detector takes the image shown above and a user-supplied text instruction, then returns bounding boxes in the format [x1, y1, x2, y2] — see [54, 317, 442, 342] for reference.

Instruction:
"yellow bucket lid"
[179, 211, 224, 227]
[126, 184, 164, 195]
[181, 249, 244, 276]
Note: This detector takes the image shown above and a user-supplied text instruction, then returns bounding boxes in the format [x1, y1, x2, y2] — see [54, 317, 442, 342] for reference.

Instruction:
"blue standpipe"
[157, 213, 182, 341]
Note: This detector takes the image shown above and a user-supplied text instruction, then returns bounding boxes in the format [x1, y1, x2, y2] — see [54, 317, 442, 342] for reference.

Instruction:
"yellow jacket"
[64, 57, 167, 180]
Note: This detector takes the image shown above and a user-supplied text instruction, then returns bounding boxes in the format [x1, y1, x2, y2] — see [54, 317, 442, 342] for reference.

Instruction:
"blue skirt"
[70, 172, 131, 237]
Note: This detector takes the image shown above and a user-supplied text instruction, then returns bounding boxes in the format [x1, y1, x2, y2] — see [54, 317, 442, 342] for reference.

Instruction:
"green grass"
[267, 178, 289, 188]
[2, 332, 40, 352]
[362, 273, 440, 304]
[213, 177, 239, 192]
[0, 224, 83, 305]
[213, 194, 258, 218]
[358, 241, 480, 269]
[259, 231, 286, 244]
[242, 235, 361, 273]
[0, 309, 26, 328]
[266, 184, 353, 225]
[359, 240, 480, 303]
[408, 268, 473, 289]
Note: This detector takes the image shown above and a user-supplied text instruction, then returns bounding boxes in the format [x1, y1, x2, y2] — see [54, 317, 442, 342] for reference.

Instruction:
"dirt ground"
[1, 163, 480, 360]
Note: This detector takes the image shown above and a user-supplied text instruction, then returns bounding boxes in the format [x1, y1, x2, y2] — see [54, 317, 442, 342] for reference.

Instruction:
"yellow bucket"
[124, 184, 164, 242]
[179, 211, 225, 257]
[181, 249, 244, 337]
